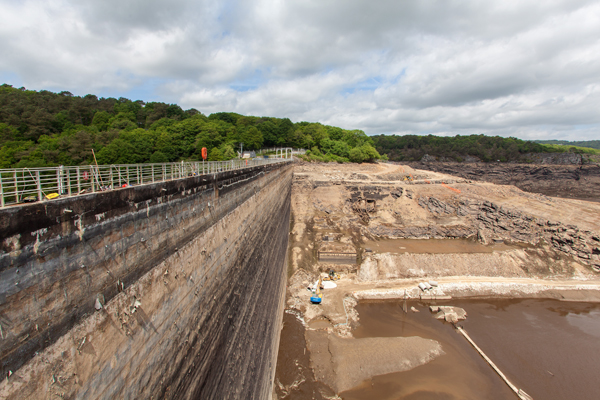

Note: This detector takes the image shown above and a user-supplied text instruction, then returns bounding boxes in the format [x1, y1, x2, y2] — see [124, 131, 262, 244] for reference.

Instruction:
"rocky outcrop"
[413, 197, 600, 271]
[403, 162, 600, 202]
[367, 224, 475, 239]
[524, 152, 582, 165]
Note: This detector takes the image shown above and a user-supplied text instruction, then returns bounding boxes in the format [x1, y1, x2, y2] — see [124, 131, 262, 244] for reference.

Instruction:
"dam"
[0, 159, 292, 399]
[2, 159, 600, 399]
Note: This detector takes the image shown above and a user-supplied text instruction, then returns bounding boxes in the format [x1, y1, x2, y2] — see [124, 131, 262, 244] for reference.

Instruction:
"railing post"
[126, 166, 130, 185]
[137, 165, 141, 184]
[36, 170, 42, 201]
[67, 167, 71, 195]
[151, 164, 155, 182]
[0, 172, 4, 207]
[76, 167, 81, 194]
[117, 167, 122, 187]
[57, 166, 62, 195]
[13, 171, 18, 202]
[91, 166, 96, 192]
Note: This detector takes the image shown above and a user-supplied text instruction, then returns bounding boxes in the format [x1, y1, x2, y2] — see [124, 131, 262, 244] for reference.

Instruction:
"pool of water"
[343, 299, 600, 400]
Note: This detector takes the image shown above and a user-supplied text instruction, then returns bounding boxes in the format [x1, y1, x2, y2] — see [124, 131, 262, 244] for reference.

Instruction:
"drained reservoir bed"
[343, 299, 600, 400]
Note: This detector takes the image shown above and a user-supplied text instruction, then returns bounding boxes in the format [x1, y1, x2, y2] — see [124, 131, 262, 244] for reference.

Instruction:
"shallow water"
[344, 299, 600, 400]
[363, 238, 521, 254]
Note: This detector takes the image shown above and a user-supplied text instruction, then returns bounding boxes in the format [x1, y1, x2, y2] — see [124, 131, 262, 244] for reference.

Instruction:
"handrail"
[0, 157, 291, 208]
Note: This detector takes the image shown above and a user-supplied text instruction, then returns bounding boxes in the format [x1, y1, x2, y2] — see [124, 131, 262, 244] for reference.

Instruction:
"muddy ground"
[274, 161, 600, 399]
[404, 161, 600, 202]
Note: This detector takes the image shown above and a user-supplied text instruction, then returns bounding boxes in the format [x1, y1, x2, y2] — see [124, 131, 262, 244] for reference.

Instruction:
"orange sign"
[201, 147, 208, 160]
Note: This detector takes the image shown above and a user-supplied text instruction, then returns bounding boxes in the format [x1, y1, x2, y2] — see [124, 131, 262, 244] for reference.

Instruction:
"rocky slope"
[404, 162, 600, 202]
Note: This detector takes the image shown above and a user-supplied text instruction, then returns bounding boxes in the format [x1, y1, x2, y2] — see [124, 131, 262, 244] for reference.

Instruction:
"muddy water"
[363, 238, 521, 254]
[344, 299, 600, 400]
[274, 312, 336, 399]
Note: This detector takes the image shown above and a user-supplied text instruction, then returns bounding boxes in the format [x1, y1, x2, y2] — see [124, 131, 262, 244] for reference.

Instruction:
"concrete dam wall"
[0, 162, 292, 399]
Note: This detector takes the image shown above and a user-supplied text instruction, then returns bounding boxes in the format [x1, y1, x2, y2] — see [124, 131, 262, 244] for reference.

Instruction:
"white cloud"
[1, 0, 599, 140]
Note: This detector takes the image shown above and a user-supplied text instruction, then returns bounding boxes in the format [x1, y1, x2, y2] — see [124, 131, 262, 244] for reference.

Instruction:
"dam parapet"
[0, 161, 292, 399]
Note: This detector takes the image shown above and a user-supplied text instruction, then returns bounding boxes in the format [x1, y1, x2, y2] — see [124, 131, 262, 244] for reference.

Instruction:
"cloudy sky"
[1, 0, 599, 140]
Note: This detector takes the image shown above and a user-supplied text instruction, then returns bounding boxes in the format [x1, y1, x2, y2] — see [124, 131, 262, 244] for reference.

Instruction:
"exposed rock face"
[368, 224, 475, 239]
[525, 152, 583, 165]
[404, 162, 600, 202]
[413, 196, 600, 270]
[357, 251, 567, 281]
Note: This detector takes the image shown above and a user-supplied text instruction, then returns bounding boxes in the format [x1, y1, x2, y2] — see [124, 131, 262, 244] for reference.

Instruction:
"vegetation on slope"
[534, 140, 600, 150]
[0, 84, 381, 167]
[372, 134, 600, 162]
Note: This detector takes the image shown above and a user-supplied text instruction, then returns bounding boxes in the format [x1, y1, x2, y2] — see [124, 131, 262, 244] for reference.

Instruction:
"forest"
[371, 134, 599, 162]
[0, 84, 381, 168]
[534, 140, 600, 150]
[2, 84, 596, 168]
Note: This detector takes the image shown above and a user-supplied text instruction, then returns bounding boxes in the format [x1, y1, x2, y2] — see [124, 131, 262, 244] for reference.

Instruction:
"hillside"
[372, 134, 600, 163]
[534, 140, 600, 150]
[0, 84, 381, 167]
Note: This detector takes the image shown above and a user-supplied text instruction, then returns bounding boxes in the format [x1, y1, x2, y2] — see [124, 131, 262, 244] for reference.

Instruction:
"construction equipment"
[310, 277, 323, 304]
[323, 269, 340, 281]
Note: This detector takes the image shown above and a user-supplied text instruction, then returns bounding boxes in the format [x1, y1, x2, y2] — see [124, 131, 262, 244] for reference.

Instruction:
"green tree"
[348, 147, 366, 163]
[208, 147, 223, 161]
[91, 111, 111, 131]
[150, 151, 168, 163]
[240, 126, 263, 150]
[220, 144, 237, 160]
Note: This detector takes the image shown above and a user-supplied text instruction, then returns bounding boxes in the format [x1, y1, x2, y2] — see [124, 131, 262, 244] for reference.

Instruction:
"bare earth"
[275, 160, 600, 398]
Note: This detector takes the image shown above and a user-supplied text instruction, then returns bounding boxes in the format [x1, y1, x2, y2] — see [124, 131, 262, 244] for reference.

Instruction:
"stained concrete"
[0, 162, 292, 399]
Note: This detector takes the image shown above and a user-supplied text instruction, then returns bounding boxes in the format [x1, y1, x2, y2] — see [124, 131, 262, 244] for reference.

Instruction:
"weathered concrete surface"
[0, 162, 292, 399]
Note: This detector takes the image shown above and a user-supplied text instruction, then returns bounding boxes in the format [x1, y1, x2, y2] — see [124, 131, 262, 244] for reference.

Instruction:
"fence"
[0, 157, 289, 208]
[259, 147, 306, 156]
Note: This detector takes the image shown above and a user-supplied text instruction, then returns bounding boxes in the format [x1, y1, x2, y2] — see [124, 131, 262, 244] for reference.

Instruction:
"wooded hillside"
[0, 84, 381, 167]
[371, 134, 598, 162]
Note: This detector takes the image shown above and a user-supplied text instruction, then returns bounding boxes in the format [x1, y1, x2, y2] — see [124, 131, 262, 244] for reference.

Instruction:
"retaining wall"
[0, 162, 292, 399]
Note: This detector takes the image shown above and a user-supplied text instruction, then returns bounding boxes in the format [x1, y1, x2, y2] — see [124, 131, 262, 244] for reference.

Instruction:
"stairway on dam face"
[0, 162, 292, 399]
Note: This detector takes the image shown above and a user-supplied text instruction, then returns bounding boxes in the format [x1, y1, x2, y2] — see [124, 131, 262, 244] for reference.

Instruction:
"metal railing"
[260, 147, 305, 155]
[0, 157, 289, 208]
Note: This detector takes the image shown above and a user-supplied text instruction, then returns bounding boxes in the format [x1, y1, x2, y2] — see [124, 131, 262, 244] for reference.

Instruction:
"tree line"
[0, 84, 382, 168]
[370, 134, 597, 162]
[534, 140, 600, 150]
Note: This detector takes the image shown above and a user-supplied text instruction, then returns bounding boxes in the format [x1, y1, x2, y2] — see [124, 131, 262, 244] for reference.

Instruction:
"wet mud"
[273, 312, 336, 400]
[450, 299, 600, 400]
[343, 301, 514, 400]
[343, 299, 600, 400]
